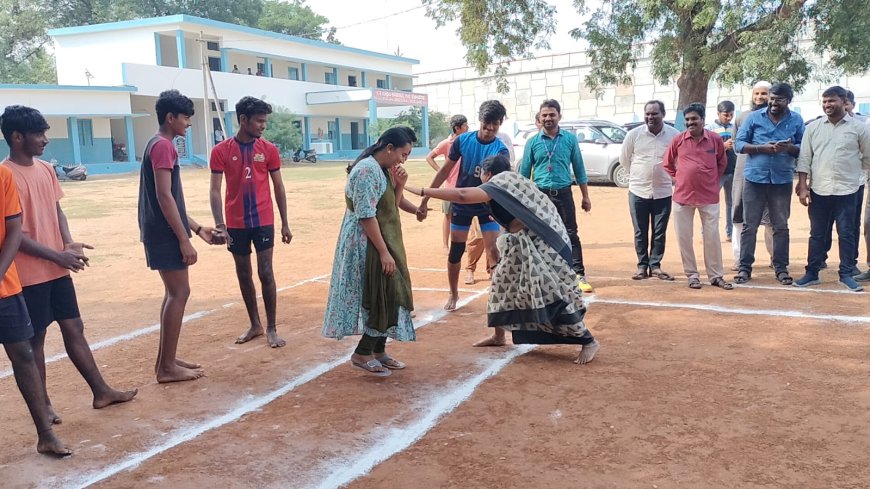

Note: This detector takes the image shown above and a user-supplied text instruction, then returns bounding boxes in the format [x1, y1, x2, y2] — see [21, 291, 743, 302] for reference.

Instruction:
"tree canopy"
[425, 0, 870, 107]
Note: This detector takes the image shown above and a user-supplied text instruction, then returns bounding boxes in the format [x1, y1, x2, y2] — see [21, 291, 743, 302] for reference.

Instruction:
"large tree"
[258, 0, 339, 44]
[426, 0, 870, 108]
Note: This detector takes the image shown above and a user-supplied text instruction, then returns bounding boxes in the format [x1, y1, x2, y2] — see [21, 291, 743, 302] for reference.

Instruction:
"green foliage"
[423, 0, 556, 93]
[370, 107, 451, 147]
[0, 0, 55, 83]
[263, 106, 303, 156]
[258, 0, 339, 43]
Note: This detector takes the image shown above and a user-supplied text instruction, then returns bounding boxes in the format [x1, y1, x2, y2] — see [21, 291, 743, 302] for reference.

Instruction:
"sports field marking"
[0, 274, 329, 381]
[593, 275, 867, 295]
[312, 344, 536, 489]
[312, 277, 482, 294]
[586, 297, 870, 324]
[61, 289, 490, 489]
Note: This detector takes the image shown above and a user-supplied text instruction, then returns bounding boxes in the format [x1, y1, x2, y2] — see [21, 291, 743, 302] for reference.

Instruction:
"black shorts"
[144, 239, 187, 271]
[21, 276, 80, 332]
[450, 212, 500, 232]
[0, 294, 34, 344]
[227, 226, 274, 255]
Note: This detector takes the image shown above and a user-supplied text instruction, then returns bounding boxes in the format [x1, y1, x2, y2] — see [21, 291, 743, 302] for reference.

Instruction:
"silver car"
[512, 119, 629, 188]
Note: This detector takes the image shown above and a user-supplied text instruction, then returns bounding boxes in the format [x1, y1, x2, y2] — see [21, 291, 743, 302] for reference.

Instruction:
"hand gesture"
[393, 166, 409, 188]
[581, 196, 592, 213]
[55, 248, 88, 272]
[416, 204, 428, 222]
[281, 225, 293, 244]
[197, 226, 220, 244]
[723, 139, 734, 151]
[796, 185, 811, 207]
[64, 242, 93, 266]
[180, 239, 198, 266]
[381, 252, 396, 276]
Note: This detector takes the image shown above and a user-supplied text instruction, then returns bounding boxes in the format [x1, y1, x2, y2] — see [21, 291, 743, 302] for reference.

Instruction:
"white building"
[0, 15, 430, 173]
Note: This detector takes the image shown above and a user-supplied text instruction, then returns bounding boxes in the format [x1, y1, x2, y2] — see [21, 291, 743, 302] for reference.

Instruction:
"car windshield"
[597, 126, 626, 143]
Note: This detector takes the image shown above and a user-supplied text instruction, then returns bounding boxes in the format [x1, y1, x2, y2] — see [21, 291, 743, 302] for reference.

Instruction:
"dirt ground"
[0, 160, 868, 489]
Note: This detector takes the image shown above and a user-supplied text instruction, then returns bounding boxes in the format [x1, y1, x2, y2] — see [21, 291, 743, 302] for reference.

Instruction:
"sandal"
[631, 268, 649, 280]
[688, 277, 702, 289]
[733, 271, 751, 284]
[351, 359, 392, 377]
[650, 269, 675, 281]
[711, 277, 734, 290]
[776, 271, 793, 285]
[375, 354, 406, 370]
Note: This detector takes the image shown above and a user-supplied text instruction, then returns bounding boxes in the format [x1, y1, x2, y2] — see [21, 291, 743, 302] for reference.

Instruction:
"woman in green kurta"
[322, 127, 421, 377]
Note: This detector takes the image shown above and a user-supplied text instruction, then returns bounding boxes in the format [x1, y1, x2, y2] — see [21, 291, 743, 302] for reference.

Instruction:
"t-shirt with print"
[0, 165, 23, 298]
[447, 131, 510, 216]
[210, 137, 281, 229]
[3, 159, 69, 287]
[432, 135, 461, 187]
[138, 135, 190, 244]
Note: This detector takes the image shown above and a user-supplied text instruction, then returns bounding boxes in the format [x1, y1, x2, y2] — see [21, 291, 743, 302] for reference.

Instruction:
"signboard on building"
[372, 89, 428, 106]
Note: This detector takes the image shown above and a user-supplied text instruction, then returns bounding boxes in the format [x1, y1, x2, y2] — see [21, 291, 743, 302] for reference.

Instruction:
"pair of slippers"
[351, 355, 406, 377]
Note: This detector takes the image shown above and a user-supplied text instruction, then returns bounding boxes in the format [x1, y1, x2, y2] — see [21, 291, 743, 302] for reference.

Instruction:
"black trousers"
[540, 186, 585, 276]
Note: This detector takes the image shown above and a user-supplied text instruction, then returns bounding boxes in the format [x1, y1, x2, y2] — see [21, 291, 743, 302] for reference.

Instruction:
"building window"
[860, 103, 870, 115]
[208, 56, 221, 72]
[325, 71, 336, 85]
[376, 79, 386, 89]
[289, 67, 299, 80]
[206, 41, 220, 51]
[77, 120, 94, 147]
[327, 120, 336, 140]
[348, 75, 357, 87]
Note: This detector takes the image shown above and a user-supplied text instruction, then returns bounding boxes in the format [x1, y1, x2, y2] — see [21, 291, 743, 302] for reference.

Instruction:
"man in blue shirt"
[705, 100, 737, 241]
[519, 99, 593, 292]
[418, 100, 509, 312]
[734, 82, 804, 285]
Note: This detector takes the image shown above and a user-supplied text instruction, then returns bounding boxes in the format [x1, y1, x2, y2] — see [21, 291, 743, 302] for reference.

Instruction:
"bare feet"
[47, 404, 62, 425]
[37, 430, 72, 458]
[473, 335, 506, 347]
[266, 329, 286, 348]
[93, 388, 138, 409]
[156, 365, 204, 383]
[235, 325, 264, 344]
[574, 339, 600, 365]
[175, 358, 201, 369]
[444, 293, 458, 312]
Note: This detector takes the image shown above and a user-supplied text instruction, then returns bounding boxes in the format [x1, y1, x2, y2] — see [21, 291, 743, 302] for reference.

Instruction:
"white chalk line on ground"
[311, 344, 537, 489]
[0, 274, 329, 381]
[586, 296, 870, 324]
[312, 277, 481, 294]
[62, 289, 490, 489]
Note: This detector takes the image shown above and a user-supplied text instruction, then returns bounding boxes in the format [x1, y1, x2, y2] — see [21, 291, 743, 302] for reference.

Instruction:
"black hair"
[534, 112, 541, 123]
[769, 83, 794, 102]
[480, 154, 512, 177]
[156, 90, 195, 125]
[683, 103, 705, 119]
[236, 96, 273, 122]
[717, 100, 735, 113]
[644, 100, 666, 115]
[1, 105, 50, 146]
[539, 99, 561, 114]
[478, 100, 507, 125]
[822, 86, 848, 101]
[449, 114, 467, 134]
[349, 126, 418, 171]
[845, 89, 856, 104]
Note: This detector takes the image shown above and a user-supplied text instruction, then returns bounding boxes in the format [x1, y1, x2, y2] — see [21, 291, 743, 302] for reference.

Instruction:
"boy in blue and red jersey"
[210, 96, 292, 348]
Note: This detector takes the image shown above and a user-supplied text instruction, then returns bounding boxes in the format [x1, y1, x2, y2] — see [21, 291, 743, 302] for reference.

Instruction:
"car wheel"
[609, 163, 629, 188]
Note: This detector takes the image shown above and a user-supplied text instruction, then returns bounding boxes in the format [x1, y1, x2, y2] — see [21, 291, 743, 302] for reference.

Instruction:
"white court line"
[0, 274, 329, 381]
[593, 274, 866, 295]
[312, 278, 482, 295]
[586, 296, 870, 324]
[63, 289, 490, 489]
[312, 344, 536, 489]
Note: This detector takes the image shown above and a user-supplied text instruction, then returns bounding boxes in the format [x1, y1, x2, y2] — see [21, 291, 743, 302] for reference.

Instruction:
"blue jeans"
[628, 193, 672, 270]
[739, 181, 792, 274]
[720, 173, 734, 238]
[806, 190, 859, 276]
[821, 185, 863, 268]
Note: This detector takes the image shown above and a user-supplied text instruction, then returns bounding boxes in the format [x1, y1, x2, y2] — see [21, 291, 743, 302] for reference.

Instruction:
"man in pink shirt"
[425, 115, 468, 254]
[664, 103, 732, 290]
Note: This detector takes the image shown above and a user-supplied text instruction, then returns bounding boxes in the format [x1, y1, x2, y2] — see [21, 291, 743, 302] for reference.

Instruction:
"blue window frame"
[77, 119, 94, 147]
[325, 71, 336, 85]
[289, 67, 299, 80]
[376, 79, 386, 89]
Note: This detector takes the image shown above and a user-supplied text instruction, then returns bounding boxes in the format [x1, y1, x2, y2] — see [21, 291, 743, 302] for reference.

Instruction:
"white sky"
[310, 0, 588, 73]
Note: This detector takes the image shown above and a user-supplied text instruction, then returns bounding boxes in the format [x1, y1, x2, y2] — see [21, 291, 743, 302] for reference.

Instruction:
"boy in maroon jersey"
[210, 96, 292, 348]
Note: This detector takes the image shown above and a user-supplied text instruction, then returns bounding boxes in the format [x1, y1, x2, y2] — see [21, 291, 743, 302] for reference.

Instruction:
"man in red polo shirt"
[664, 103, 732, 290]
[210, 96, 292, 348]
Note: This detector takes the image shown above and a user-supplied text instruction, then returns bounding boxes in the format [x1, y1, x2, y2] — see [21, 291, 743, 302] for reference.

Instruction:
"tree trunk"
[676, 68, 711, 111]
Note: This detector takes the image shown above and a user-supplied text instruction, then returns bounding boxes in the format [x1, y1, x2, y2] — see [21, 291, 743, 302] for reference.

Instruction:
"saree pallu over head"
[479, 172, 589, 342]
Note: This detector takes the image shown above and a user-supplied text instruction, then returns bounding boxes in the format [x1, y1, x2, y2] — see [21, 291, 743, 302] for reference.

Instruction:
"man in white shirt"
[794, 86, 870, 292]
[619, 100, 681, 280]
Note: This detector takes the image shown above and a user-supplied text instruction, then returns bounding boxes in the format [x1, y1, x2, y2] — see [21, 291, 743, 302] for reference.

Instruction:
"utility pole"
[199, 32, 212, 161]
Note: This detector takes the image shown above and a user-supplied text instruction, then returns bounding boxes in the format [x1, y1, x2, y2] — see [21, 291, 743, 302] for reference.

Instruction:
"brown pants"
[465, 217, 492, 272]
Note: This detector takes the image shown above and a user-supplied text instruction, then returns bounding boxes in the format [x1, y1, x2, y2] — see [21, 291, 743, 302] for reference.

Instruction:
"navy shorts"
[451, 212, 500, 232]
[22, 276, 81, 332]
[0, 294, 34, 344]
[227, 225, 274, 255]
[144, 239, 187, 271]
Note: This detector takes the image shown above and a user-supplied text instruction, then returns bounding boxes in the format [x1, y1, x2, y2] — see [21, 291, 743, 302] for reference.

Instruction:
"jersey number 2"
[245, 167, 252, 179]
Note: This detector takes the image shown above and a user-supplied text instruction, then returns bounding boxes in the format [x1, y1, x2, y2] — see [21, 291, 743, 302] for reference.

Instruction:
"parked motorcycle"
[291, 148, 317, 163]
[50, 159, 88, 181]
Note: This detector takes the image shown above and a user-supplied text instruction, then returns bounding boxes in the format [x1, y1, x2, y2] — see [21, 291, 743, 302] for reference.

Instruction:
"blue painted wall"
[1, 138, 116, 166]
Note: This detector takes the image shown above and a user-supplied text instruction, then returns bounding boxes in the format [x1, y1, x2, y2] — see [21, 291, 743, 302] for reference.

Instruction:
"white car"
[512, 119, 629, 188]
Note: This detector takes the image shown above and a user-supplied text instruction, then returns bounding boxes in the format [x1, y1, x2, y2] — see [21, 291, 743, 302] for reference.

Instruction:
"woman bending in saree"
[405, 154, 600, 364]
[323, 127, 421, 377]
